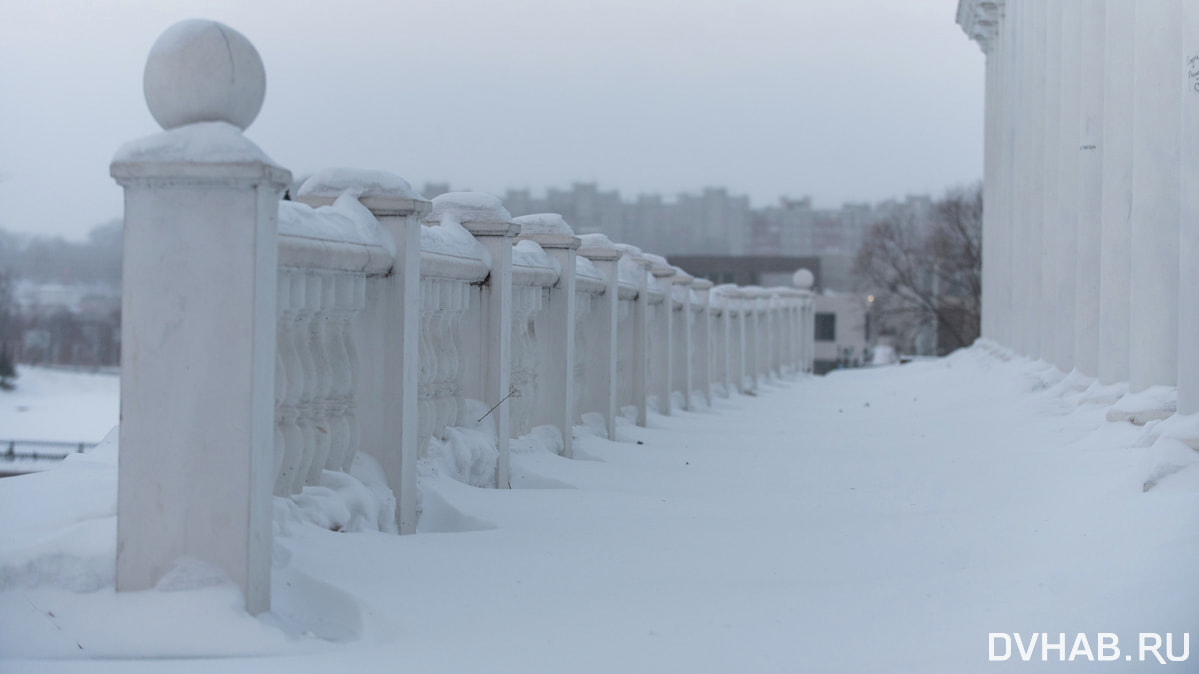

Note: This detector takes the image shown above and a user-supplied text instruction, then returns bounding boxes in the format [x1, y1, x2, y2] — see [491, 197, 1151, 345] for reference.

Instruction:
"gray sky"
[0, 0, 983, 241]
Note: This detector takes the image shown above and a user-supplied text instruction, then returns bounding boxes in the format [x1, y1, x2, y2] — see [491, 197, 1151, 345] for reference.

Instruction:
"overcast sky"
[0, 0, 983, 241]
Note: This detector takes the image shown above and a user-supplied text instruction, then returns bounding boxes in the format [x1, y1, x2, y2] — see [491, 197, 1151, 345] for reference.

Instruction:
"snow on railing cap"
[512, 213, 575, 236]
[426, 192, 514, 228]
[691, 278, 713, 291]
[298, 168, 423, 202]
[793, 268, 814, 290]
[144, 20, 266, 131]
[671, 266, 694, 285]
[641, 253, 675, 276]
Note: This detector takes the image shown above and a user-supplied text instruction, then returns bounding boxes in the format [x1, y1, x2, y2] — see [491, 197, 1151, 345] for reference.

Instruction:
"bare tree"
[855, 184, 982, 355]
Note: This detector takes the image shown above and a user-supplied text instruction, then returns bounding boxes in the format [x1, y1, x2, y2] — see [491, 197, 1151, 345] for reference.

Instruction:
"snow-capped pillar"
[1055, 0, 1081, 372]
[465, 219, 521, 487]
[109, 20, 287, 615]
[1041, 0, 1063, 365]
[1129, 0, 1182, 393]
[633, 256, 652, 427]
[693, 279, 712, 406]
[1178, 4, 1199, 414]
[671, 268, 694, 410]
[515, 215, 580, 458]
[1098, 0, 1134, 386]
[793, 270, 814, 375]
[578, 243, 622, 439]
[1074, 0, 1105, 378]
[729, 289, 748, 391]
[294, 171, 428, 535]
[714, 288, 734, 396]
[649, 261, 676, 415]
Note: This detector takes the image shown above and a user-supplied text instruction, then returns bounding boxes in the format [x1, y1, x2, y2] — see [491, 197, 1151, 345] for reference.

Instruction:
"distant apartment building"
[418, 181, 939, 293]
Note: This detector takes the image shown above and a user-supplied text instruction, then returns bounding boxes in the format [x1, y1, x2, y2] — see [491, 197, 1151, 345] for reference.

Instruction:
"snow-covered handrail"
[108, 18, 818, 615]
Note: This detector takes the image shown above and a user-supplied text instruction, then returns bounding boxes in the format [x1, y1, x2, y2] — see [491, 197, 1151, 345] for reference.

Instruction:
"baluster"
[289, 271, 316, 494]
[273, 271, 289, 494]
[417, 279, 435, 453]
[303, 273, 334, 485]
[340, 274, 365, 472]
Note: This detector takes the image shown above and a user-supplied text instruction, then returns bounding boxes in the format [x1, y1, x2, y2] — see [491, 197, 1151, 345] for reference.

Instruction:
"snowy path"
[2, 348, 1197, 672]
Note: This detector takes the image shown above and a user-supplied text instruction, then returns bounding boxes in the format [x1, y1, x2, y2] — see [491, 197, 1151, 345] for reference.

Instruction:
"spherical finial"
[143, 20, 266, 131]
[793, 268, 814, 290]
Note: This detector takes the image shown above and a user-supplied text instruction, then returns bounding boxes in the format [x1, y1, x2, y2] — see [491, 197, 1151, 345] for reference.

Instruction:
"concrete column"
[1178, 5, 1199, 414]
[693, 279, 712, 407]
[1129, 0, 1182, 392]
[649, 261, 676, 415]
[110, 20, 287, 614]
[578, 244, 622, 439]
[1098, 0, 1134, 385]
[670, 268, 694, 410]
[1054, 0, 1081, 372]
[633, 257, 652, 426]
[1000, 1, 1020, 350]
[464, 219, 520, 487]
[515, 215, 580, 458]
[294, 171, 427, 535]
[1041, 0, 1063, 364]
[981, 17, 1000, 342]
[1074, 0, 1105, 378]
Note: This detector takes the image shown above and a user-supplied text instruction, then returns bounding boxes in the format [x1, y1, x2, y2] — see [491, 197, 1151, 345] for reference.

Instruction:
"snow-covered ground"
[0, 367, 120, 474]
[1, 345, 1197, 672]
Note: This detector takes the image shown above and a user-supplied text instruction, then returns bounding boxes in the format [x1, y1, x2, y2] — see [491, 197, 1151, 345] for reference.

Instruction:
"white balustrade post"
[793, 270, 814, 374]
[633, 256, 652, 427]
[729, 289, 748, 392]
[466, 219, 520, 487]
[295, 170, 428, 534]
[579, 241, 623, 439]
[1129, 0, 1182, 393]
[1075, 0, 1104, 378]
[648, 260, 676, 415]
[110, 20, 287, 614]
[671, 268, 694, 411]
[693, 279, 713, 407]
[1179, 4, 1199, 414]
[1098, 0, 1134, 385]
[515, 214, 580, 458]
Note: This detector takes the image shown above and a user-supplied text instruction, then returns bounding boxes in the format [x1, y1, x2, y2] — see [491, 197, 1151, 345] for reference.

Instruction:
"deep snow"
[1, 346, 1197, 672]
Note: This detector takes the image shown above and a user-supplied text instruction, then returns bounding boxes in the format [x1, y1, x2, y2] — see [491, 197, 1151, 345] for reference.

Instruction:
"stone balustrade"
[109, 19, 818, 614]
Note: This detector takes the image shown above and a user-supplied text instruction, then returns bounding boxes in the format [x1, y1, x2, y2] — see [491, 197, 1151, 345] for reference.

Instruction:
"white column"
[466, 220, 520, 487]
[693, 279, 712, 407]
[1074, 0, 1105, 378]
[1000, 1, 1020, 350]
[1129, 0, 1182, 392]
[579, 245, 622, 438]
[1178, 5, 1199, 414]
[110, 20, 286, 614]
[516, 220, 580, 458]
[1098, 0, 1134, 385]
[1055, 0, 1081, 372]
[633, 257, 652, 426]
[980, 9, 1002, 342]
[651, 264, 676, 414]
[1041, 0, 1063, 364]
[1017, 0, 1048, 357]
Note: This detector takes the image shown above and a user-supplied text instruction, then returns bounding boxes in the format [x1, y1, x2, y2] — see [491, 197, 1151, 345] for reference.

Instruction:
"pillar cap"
[297, 168, 429, 215]
[144, 20, 266, 131]
[793, 268, 815, 290]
